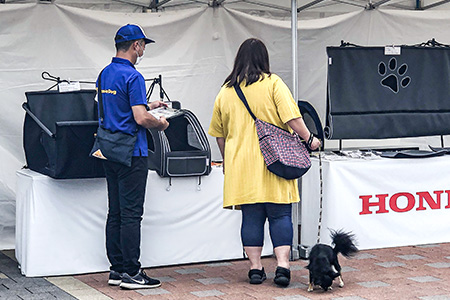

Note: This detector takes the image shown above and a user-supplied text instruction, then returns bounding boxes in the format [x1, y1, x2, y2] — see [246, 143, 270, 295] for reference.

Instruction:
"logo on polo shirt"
[102, 89, 117, 95]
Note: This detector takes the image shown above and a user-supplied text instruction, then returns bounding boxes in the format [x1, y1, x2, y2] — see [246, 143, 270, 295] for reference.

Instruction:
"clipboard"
[148, 107, 184, 120]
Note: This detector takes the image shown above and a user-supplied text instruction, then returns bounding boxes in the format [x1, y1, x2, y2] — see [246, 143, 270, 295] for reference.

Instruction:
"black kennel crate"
[147, 109, 211, 177]
[23, 90, 105, 179]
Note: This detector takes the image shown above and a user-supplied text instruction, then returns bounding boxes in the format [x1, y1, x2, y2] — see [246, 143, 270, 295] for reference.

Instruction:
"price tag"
[384, 46, 401, 55]
[58, 81, 81, 92]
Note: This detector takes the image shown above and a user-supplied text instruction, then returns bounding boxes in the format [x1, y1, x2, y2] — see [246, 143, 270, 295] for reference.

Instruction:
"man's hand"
[157, 117, 169, 131]
[132, 104, 169, 131]
[149, 100, 168, 110]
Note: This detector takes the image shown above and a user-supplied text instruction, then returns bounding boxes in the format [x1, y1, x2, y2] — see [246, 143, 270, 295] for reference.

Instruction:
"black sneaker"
[248, 268, 266, 284]
[108, 270, 123, 286]
[120, 269, 161, 290]
[274, 266, 290, 287]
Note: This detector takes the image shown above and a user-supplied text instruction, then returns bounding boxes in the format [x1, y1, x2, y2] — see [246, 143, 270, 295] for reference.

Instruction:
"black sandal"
[248, 268, 266, 284]
[274, 266, 290, 287]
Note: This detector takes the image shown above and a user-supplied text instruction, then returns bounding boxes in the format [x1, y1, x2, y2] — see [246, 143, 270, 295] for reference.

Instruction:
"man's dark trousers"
[104, 156, 148, 276]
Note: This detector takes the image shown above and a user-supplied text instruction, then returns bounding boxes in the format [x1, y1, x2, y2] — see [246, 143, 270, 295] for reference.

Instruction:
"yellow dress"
[208, 74, 302, 209]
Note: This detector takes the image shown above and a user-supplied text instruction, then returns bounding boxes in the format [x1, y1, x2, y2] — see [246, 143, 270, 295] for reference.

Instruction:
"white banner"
[301, 155, 450, 250]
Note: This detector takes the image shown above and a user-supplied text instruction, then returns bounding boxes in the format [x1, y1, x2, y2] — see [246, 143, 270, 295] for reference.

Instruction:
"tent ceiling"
[2, 0, 449, 18]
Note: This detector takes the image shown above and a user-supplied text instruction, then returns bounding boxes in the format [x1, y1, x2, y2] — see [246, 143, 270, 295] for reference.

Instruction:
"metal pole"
[423, 0, 450, 9]
[291, 0, 300, 261]
[416, 0, 422, 9]
[297, 0, 327, 12]
[291, 0, 298, 101]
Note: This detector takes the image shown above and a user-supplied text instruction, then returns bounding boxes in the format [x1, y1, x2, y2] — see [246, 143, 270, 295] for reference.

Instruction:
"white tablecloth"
[300, 155, 450, 250]
[15, 168, 273, 277]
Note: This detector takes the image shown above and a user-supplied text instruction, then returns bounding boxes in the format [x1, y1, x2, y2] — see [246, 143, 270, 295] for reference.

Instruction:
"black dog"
[306, 229, 358, 292]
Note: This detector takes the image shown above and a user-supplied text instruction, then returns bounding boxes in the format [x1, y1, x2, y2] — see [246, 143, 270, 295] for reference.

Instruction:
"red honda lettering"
[359, 194, 389, 215]
[390, 192, 415, 213]
[416, 191, 442, 211]
[445, 190, 450, 209]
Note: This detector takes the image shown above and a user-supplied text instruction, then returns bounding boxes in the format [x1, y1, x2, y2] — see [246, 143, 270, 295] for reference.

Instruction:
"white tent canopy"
[4, 0, 449, 16]
[0, 0, 449, 249]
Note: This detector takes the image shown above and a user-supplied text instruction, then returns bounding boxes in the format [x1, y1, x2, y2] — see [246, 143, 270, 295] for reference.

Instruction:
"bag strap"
[97, 68, 139, 135]
[234, 85, 256, 121]
[97, 69, 105, 124]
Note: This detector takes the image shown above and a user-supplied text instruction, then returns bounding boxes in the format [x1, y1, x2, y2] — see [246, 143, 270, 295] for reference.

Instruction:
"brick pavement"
[2, 244, 450, 299]
[0, 251, 76, 299]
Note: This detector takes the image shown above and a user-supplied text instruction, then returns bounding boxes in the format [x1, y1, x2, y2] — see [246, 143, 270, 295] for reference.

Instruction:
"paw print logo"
[378, 57, 411, 93]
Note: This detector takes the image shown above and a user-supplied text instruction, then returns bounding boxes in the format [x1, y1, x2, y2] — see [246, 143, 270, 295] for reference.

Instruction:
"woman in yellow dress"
[209, 38, 320, 287]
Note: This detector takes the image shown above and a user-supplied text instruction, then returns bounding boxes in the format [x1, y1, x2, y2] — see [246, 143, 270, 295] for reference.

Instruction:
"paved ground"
[2, 243, 450, 300]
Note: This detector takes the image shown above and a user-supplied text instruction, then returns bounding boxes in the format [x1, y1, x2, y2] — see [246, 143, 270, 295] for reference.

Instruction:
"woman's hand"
[287, 117, 321, 151]
[309, 136, 321, 151]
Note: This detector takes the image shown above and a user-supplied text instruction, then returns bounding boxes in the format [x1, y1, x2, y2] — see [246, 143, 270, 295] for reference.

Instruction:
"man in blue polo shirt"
[98, 24, 169, 290]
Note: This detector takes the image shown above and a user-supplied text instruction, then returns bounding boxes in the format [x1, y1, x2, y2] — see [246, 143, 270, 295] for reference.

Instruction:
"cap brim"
[144, 37, 155, 44]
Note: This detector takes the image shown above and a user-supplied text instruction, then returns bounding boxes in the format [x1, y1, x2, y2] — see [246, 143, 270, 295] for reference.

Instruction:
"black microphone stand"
[145, 74, 180, 109]
[146, 74, 172, 102]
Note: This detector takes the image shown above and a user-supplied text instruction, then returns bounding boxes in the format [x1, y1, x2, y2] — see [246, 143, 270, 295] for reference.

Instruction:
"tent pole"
[291, 0, 298, 101]
[291, 0, 301, 261]
[422, 0, 450, 9]
[416, 0, 422, 9]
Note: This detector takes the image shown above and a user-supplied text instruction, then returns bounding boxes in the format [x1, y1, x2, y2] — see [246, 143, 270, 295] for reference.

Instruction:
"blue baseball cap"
[114, 24, 155, 44]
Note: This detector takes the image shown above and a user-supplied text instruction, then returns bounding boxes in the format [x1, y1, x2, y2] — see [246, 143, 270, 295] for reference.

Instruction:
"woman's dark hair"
[224, 38, 271, 87]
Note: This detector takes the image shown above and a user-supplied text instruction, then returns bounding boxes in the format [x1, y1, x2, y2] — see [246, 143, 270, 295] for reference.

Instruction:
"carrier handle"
[41, 71, 70, 91]
[22, 103, 55, 138]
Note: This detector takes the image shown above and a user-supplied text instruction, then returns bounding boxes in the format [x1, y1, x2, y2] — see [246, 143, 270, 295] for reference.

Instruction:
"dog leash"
[316, 149, 324, 244]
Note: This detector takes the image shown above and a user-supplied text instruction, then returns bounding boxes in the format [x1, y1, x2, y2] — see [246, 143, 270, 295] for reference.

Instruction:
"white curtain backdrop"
[0, 3, 449, 249]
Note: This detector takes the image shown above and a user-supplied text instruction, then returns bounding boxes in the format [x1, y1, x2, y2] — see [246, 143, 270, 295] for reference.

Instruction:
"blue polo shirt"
[97, 57, 148, 157]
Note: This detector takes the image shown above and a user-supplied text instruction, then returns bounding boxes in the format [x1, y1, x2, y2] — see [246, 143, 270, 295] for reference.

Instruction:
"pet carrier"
[23, 90, 105, 179]
[147, 109, 211, 177]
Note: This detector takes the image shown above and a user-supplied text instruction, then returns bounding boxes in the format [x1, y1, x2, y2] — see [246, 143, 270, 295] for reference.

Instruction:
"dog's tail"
[331, 229, 359, 258]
